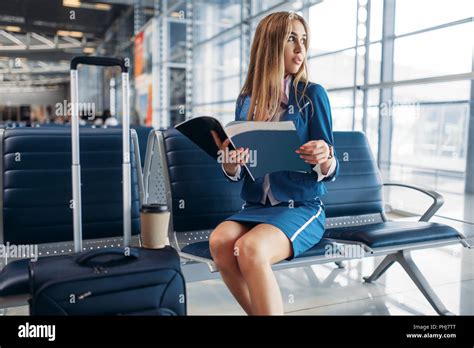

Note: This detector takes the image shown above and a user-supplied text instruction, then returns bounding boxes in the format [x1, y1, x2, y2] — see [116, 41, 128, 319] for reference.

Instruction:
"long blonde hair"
[240, 12, 311, 121]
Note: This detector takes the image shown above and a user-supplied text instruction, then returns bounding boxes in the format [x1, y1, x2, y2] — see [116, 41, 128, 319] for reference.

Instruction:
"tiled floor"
[184, 243, 474, 315]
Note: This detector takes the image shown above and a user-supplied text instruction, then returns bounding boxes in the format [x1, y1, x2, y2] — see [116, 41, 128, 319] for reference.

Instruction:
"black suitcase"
[28, 56, 186, 316]
[29, 246, 186, 315]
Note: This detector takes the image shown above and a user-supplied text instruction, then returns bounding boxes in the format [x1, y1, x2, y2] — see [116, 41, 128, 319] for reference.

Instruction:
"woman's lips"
[293, 57, 303, 65]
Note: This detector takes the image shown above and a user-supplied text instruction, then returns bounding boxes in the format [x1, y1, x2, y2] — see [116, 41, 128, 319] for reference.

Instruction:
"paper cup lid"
[140, 204, 168, 213]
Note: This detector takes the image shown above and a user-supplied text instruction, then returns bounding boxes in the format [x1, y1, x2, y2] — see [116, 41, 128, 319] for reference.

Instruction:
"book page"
[225, 120, 296, 138]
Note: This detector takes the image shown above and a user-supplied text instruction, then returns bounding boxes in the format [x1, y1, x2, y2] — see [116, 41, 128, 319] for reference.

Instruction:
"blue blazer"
[226, 80, 340, 203]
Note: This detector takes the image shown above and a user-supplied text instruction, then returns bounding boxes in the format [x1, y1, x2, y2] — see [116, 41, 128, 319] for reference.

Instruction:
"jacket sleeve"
[222, 96, 247, 182]
[308, 84, 339, 183]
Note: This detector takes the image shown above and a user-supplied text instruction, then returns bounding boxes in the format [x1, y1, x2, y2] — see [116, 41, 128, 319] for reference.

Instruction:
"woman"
[210, 11, 339, 315]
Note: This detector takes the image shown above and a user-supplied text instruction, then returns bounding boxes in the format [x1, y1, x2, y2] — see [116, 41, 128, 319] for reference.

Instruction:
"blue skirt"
[225, 198, 326, 260]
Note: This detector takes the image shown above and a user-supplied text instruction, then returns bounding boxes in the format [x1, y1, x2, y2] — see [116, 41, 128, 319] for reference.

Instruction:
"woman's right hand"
[211, 130, 249, 177]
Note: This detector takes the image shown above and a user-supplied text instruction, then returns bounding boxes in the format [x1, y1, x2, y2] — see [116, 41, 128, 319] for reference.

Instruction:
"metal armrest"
[383, 182, 444, 222]
[178, 251, 218, 272]
[460, 237, 474, 249]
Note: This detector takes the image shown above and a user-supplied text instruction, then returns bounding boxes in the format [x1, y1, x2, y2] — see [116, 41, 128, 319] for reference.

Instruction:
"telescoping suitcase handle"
[70, 56, 132, 252]
[71, 56, 128, 73]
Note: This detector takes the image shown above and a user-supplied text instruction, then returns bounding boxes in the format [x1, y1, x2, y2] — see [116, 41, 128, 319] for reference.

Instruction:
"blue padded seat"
[324, 221, 460, 248]
[163, 128, 244, 232]
[181, 238, 340, 260]
[323, 131, 384, 218]
[37, 124, 152, 168]
[0, 127, 142, 299]
[2, 127, 141, 245]
[161, 129, 461, 261]
[181, 241, 213, 260]
[0, 259, 30, 297]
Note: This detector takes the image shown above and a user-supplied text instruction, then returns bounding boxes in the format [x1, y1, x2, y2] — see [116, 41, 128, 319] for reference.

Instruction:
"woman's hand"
[295, 140, 330, 165]
[211, 130, 249, 177]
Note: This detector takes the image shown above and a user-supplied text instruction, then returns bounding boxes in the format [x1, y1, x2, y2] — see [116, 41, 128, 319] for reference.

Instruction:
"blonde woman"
[210, 11, 339, 315]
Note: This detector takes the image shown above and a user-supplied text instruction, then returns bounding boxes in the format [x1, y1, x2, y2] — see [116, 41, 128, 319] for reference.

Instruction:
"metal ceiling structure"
[0, 0, 131, 87]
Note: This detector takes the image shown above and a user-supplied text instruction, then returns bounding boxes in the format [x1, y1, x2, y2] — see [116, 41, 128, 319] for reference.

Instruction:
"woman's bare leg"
[209, 220, 254, 315]
[234, 223, 292, 315]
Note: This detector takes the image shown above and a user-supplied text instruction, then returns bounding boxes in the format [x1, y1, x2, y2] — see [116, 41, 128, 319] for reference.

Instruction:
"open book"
[174, 116, 312, 181]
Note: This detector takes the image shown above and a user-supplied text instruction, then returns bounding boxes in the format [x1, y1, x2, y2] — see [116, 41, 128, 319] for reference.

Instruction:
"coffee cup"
[140, 204, 170, 249]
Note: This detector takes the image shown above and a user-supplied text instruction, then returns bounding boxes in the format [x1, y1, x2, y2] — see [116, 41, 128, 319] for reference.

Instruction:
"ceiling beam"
[0, 49, 80, 61]
[86, 0, 154, 7]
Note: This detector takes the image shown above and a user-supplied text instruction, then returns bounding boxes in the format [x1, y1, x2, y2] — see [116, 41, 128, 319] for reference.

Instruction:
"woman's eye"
[288, 36, 295, 42]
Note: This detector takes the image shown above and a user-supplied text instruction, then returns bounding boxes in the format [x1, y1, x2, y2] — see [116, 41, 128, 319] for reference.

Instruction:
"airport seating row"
[0, 125, 472, 315]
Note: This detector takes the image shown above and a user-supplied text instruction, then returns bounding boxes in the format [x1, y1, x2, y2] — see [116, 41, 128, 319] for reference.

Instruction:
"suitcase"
[28, 56, 186, 316]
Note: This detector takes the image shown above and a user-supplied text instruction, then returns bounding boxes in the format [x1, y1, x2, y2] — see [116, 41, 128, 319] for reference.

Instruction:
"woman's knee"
[209, 222, 245, 266]
[209, 229, 232, 257]
[234, 235, 268, 270]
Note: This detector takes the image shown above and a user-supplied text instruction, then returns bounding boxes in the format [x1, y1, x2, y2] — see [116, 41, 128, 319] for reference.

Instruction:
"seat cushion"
[180, 238, 341, 261]
[324, 221, 460, 248]
[0, 259, 30, 297]
[181, 241, 213, 260]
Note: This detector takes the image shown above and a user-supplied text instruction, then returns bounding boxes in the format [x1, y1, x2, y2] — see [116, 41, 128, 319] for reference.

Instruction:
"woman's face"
[284, 19, 307, 75]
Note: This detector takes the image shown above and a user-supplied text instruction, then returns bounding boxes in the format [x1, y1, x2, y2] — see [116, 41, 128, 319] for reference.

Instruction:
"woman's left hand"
[295, 140, 330, 165]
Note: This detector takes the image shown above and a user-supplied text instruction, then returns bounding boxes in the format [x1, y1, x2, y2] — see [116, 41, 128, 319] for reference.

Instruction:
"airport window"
[368, 42, 382, 84]
[308, 0, 358, 53]
[390, 80, 471, 194]
[326, 90, 354, 131]
[369, 0, 384, 42]
[193, 27, 241, 109]
[308, 48, 356, 89]
[395, 0, 474, 35]
[251, 0, 286, 16]
[194, 0, 242, 43]
[393, 22, 473, 81]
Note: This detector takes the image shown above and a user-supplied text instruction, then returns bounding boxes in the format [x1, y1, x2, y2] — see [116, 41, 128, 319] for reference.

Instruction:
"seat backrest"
[0, 127, 141, 245]
[161, 128, 244, 233]
[156, 129, 383, 235]
[325, 131, 384, 218]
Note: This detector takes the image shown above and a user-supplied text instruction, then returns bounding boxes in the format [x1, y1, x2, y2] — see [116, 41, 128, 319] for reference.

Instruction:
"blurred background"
[0, 0, 472, 222]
